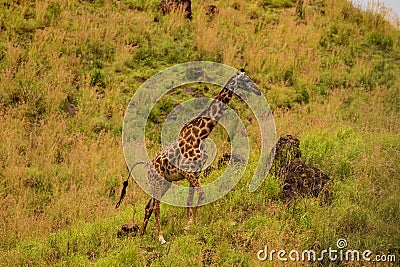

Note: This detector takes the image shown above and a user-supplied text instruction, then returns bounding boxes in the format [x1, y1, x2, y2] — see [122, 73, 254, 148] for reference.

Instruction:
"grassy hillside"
[0, 0, 399, 265]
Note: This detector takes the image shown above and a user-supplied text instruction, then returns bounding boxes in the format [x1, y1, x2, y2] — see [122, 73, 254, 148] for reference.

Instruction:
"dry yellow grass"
[0, 0, 399, 265]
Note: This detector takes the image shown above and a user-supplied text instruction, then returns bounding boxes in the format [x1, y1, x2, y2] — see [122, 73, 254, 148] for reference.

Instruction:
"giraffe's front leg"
[184, 173, 203, 232]
[192, 185, 204, 221]
[185, 186, 195, 232]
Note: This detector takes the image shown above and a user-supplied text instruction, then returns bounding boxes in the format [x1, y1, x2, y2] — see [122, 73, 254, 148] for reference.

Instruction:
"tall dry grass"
[0, 0, 399, 265]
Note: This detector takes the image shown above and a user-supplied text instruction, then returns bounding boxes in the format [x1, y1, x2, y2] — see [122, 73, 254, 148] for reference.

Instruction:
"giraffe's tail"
[115, 161, 150, 209]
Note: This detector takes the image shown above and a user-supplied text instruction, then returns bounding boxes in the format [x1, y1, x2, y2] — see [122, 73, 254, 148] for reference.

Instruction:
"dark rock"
[206, 5, 219, 20]
[271, 135, 332, 204]
[270, 134, 302, 177]
[159, 0, 192, 20]
[117, 222, 140, 237]
[202, 152, 245, 177]
[280, 158, 332, 204]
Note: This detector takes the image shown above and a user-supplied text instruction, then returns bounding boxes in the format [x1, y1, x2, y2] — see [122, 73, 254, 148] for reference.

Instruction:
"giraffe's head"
[226, 71, 261, 96]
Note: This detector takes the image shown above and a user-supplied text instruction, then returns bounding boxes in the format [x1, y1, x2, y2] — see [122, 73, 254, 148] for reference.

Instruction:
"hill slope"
[0, 0, 399, 265]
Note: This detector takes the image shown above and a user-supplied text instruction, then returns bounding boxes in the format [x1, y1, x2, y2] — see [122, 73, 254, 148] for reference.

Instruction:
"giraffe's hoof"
[184, 225, 191, 233]
[159, 236, 167, 244]
[184, 218, 193, 233]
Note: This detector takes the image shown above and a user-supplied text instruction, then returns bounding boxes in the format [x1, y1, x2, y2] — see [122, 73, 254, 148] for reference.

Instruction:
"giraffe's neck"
[215, 86, 234, 104]
[199, 86, 233, 121]
[178, 86, 234, 148]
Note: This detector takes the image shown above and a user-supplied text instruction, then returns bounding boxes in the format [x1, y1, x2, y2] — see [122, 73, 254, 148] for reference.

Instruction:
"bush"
[365, 30, 394, 51]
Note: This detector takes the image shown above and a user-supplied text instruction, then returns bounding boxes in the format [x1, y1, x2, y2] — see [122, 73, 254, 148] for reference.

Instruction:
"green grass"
[0, 0, 399, 266]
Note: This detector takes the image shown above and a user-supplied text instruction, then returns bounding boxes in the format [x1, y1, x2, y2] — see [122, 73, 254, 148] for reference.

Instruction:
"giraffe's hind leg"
[140, 198, 154, 237]
[145, 167, 171, 244]
[153, 179, 171, 244]
[153, 199, 166, 244]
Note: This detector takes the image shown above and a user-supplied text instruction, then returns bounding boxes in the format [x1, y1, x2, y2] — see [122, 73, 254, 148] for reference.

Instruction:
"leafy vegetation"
[0, 0, 399, 265]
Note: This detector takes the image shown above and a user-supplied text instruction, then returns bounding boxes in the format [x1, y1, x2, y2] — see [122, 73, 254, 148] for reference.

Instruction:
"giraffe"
[116, 71, 261, 244]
